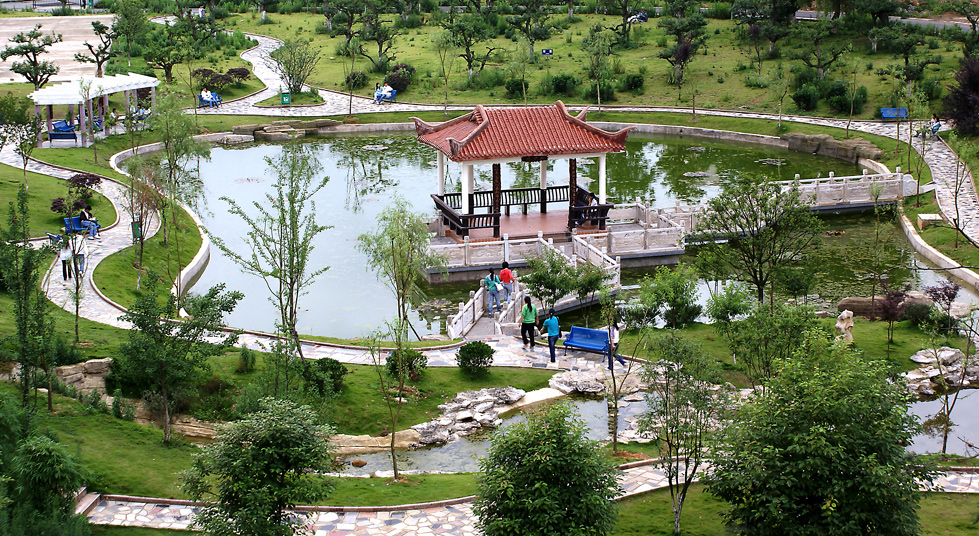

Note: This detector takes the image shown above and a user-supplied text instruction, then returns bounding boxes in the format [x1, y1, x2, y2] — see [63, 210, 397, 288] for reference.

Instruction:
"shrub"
[583, 79, 615, 103]
[705, 2, 731, 18]
[236, 345, 256, 373]
[305, 357, 349, 395]
[550, 72, 580, 95]
[792, 83, 820, 111]
[192, 68, 216, 90]
[944, 58, 979, 136]
[384, 64, 415, 92]
[345, 70, 368, 90]
[471, 68, 506, 89]
[620, 73, 644, 91]
[791, 66, 819, 90]
[314, 23, 329, 34]
[386, 348, 427, 379]
[744, 75, 771, 88]
[456, 341, 494, 375]
[226, 67, 250, 86]
[208, 73, 234, 92]
[51, 335, 82, 366]
[395, 13, 424, 28]
[504, 78, 529, 98]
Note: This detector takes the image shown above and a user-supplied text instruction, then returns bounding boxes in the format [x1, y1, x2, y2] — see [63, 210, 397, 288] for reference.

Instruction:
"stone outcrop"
[232, 118, 342, 142]
[548, 369, 643, 396]
[836, 291, 969, 319]
[55, 358, 112, 394]
[409, 387, 526, 447]
[903, 347, 979, 396]
[781, 133, 884, 163]
[216, 134, 255, 145]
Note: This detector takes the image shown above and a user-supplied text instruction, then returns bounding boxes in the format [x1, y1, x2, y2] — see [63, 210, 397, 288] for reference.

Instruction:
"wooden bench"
[568, 203, 613, 230]
[881, 107, 907, 120]
[432, 195, 500, 238]
[562, 326, 610, 356]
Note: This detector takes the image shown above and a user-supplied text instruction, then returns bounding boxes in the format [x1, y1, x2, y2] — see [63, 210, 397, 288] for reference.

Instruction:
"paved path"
[85, 466, 979, 533]
[0, 15, 115, 83]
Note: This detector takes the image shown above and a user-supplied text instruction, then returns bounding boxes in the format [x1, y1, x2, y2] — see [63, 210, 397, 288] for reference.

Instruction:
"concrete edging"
[899, 213, 979, 291]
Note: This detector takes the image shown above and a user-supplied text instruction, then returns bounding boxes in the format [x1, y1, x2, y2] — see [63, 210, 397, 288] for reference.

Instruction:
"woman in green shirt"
[520, 296, 538, 350]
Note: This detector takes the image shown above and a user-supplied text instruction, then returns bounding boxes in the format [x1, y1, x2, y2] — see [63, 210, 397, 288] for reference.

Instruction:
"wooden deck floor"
[440, 210, 606, 243]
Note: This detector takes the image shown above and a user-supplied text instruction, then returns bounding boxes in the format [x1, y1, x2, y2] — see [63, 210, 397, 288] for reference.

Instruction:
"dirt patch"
[611, 450, 652, 461]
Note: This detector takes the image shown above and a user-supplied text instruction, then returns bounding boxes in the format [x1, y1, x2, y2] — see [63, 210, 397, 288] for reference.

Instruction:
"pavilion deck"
[433, 209, 624, 243]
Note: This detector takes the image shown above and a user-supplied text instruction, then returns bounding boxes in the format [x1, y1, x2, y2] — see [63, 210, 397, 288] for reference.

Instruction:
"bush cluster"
[385, 63, 416, 92]
[386, 348, 427, 378]
[304, 357, 349, 396]
[455, 341, 494, 375]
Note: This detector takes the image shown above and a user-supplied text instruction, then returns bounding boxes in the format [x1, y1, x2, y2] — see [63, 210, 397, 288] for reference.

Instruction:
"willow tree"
[213, 143, 330, 360]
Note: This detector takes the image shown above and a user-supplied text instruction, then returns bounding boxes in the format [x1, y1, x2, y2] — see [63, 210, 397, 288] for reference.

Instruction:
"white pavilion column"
[124, 90, 131, 110]
[78, 100, 88, 145]
[151, 87, 156, 108]
[462, 163, 474, 214]
[598, 154, 607, 204]
[437, 152, 445, 196]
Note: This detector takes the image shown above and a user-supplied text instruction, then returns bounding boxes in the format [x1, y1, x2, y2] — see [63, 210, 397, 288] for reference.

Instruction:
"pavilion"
[412, 101, 635, 240]
[27, 73, 159, 146]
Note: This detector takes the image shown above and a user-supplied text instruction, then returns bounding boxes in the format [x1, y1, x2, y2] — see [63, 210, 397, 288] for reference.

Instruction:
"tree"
[183, 398, 335, 536]
[120, 158, 159, 290]
[732, 0, 801, 52]
[640, 331, 729, 535]
[648, 264, 702, 328]
[358, 196, 446, 340]
[11, 435, 90, 535]
[474, 402, 621, 536]
[73, 21, 116, 78]
[214, 143, 331, 361]
[659, 0, 708, 100]
[788, 20, 848, 79]
[925, 278, 960, 336]
[506, 0, 553, 57]
[506, 41, 533, 106]
[580, 27, 615, 111]
[569, 260, 611, 327]
[719, 303, 817, 389]
[879, 284, 908, 355]
[944, 58, 979, 137]
[523, 247, 574, 311]
[115, 275, 242, 442]
[948, 0, 979, 58]
[0, 186, 52, 411]
[144, 24, 187, 84]
[695, 176, 822, 303]
[706, 332, 937, 535]
[441, 13, 499, 81]
[7, 115, 43, 186]
[52, 173, 101, 343]
[332, 0, 366, 43]
[367, 322, 411, 480]
[147, 88, 210, 298]
[432, 30, 457, 115]
[603, 0, 640, 45]
[112, 0, 148, 67]
[855, 0, 900, 28]
[269, 39, 320, 94]
[768, 65, 790, 127]
[0, 24, 63, 90]
[358, 1, 402, 72]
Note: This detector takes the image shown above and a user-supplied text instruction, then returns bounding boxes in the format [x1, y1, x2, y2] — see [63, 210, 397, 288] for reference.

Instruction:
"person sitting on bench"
[201, 87, 216, 108]
[80, 205, 100, 240]
[575, 193, 599, 227]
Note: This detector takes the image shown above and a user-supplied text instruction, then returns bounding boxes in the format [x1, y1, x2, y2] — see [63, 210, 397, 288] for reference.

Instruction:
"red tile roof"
[411, 101, 635, 162]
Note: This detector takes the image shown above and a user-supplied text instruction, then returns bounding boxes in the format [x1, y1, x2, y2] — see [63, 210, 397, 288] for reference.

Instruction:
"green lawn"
[256, 89, 324, 106]
[0, 163, 115, 237]
[92, 204, 203, 308]
[905, 192, 979, 270]
[223, 13, 956, 119]
[323, 473, 478, 506]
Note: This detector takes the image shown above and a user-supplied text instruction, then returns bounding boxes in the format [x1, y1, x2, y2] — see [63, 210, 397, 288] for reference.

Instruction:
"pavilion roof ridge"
[555, 100, 635, 146]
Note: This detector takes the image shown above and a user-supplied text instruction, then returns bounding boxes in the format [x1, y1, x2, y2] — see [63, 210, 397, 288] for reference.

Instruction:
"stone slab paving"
[0, 15, 115, 83]
[86, 466, 979, 533]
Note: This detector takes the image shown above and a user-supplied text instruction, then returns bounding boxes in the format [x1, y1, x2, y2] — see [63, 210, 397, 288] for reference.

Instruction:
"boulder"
[83, 358, 112, 375]
[231, 124, 262, 135]
[549, 371, 606, 395]
[351, 459, 367, 468]
[781, 133, 883, 162]
[937, 347, 965, 366]
[217, 134, 254, 145]
[454, 410, 474, 422]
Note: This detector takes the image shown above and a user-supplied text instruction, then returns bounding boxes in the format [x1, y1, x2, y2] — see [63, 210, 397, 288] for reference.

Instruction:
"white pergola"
[27, 73, 160, 145]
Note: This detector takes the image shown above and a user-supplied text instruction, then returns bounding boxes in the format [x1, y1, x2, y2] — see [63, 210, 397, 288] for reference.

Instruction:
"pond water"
[192, 133, 862, 338]
[339, 395, 649, 475]
[910, 391, 979, 457]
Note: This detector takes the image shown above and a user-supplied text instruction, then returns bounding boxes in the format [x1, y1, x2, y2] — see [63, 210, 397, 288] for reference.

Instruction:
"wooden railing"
[432, 195, 501, 238]
[436, 185, 590, 216]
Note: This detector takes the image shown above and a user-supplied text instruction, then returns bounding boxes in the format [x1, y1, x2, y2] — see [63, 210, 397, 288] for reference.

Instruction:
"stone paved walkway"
[85, 466, 979, 533]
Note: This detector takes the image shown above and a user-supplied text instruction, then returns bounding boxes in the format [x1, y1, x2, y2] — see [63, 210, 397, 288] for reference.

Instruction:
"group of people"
[373, 83, 394, 104]
[59, 206, 100, 283]
[916, 114, 942, 138]
[482, 262, 624, 367]
[200, 87, 220, 108]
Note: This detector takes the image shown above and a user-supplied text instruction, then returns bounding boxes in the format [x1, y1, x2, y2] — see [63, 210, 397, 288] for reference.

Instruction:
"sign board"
[542, 49, 553, 56]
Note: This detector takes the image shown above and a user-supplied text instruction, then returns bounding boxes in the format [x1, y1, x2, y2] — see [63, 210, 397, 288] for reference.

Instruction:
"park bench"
[568, 203, 613, 230]
[881, 107, 908, 120]
[381, 89, 397, 103]
[52, 120, 74, 132]
[48, 130, 78, 146]
[562, 326, 610, 356]
[198, 94, 222, 108]
[432, 194, 500, 238]
[63, 216, 99, 235]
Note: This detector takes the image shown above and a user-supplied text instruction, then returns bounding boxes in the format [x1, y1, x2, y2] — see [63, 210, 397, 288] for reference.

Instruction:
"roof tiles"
[412, 101, 634, 162]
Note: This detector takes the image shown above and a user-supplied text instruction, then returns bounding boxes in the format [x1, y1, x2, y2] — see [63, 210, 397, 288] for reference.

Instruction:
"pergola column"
[539, 161, 547, 214]
[34, 105, 42, 147]
[124, 90, 131, 111]
[78, 100, 87, 145]
[151, 87, 156, 108]
[568, 158, 578, 207]
[437, 152, 445, 196]
[45, 104, 53, 136]
[491, 164, 501, 216]
[598, 154, 607, 204]
[462, 164, 473, 214]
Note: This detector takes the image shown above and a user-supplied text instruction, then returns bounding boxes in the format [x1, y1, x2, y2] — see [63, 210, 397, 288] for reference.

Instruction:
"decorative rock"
[409, 386, 527, 447]
[473, 401, 495, 413]
[835, 310, 854, 342]
[420, 334, 451, 342]
[84, 358, 112, 374]
[454, 410, 474, 422]
[622, 393, 644, 402]
[216, 134, 254, 145]
[549, 370, 607, 395]
[351, 459, 367, 468]
[231, 124, 262, 135]
[910, 351, 938, 364]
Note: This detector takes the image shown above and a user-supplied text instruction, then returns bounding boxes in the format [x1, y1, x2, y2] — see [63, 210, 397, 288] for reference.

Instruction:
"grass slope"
[0, 164, 115, 237]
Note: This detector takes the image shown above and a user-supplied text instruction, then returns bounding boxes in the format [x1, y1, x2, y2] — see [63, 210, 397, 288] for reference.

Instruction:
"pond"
[192, 133, 863, 338]
[339, 395, 650, 475]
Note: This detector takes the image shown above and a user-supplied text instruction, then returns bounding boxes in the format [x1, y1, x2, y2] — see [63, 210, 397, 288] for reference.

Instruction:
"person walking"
[520, 296, 539, 350]
[79, 205, 99, 239]
[608, 322, 626, 369]
[74, 236, 88, 277]
[542, 308, 560, 363]
[60, 241, 73, 282]
[485, 269, 502, 315]
[499, 261, 514, 303]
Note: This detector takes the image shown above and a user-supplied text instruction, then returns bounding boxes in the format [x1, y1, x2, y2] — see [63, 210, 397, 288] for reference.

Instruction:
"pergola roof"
[412, 101, 635, 162]
[27, 73, 160, 106]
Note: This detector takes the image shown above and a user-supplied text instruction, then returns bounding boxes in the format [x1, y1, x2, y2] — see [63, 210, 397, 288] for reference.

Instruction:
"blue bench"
[48, 130, 77, 146]
[198, 94, 222, 108]
[381, 89, 397, 103]
[52, 120, 74, 132]
[562, 326, 610, 356]
[881, 107, 908, 120]
[63, 216, 99, 235]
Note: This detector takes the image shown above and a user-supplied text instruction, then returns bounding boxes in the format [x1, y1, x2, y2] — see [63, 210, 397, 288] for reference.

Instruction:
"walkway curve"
[84, 465, 979, 533]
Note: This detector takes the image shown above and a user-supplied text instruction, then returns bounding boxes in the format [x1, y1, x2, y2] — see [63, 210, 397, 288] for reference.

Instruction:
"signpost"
[542, 49, 553, 76]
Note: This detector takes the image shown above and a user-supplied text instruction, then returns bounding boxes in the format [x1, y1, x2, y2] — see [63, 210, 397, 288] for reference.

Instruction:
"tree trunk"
[162, 383, 172, 443]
